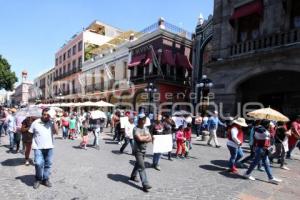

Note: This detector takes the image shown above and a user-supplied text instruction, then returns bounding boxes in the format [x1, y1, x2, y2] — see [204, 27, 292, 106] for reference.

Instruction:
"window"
[59, 56, 62, 64]
[72, 80, 76, 93]
[291, 0, 300, 28]
[78, 41, 83, 52]
[123, 62, 127, 79]
[63, 65, 66, 74]
[68, 63, 71, 72]
[67, 49, 71, 58]
[59, 68, 62, 76]
[55, 58, 58, 66]
[237, 15, 260, 42]
[63, 53, 66, 61]
[78, 56, 82, 68]
[72, 60, 76, 70]
[72, 45, 77, 55]
[111, 66, 115, 80]
[56, 70, 58, 77]
[100, 70, 104, 90]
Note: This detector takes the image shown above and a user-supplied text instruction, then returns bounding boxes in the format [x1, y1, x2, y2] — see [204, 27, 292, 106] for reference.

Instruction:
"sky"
[0, 0, 214, 83]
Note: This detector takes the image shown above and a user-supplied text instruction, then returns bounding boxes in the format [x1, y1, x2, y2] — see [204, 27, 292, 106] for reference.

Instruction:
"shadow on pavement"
[107, 174, 143, 191]
[111, 150, 122, 155]
[211, 160, 228, 168]
[192, 143, 209, 147]
[219, 171, 244, 179]
[2, 158, 25, 166]
[15, 175, 35, 187]
[199, 165, 226, 171]
[105, 141, 118, 145]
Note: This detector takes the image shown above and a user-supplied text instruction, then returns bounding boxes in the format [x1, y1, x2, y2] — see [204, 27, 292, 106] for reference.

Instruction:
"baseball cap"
[138, 113, 146, 119]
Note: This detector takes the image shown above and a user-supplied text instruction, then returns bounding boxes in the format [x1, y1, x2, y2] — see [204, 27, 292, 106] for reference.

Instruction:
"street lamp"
[196, 74, 213, 113]
[144, 82, 157, 114]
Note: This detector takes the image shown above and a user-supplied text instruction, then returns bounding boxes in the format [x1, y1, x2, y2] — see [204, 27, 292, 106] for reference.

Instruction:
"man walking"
[130, 113, 152, 192]
[29, 108, 58, 189]
[207, 111, 226, 148]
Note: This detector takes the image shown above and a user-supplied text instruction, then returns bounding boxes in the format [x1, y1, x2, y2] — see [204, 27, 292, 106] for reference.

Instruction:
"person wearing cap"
[130, 113, 152, 192]
[243, 120, 282, 184]
[286, 115, 300, 159]
[226, 118, 248, 173]
[207, 111, 226, 148]
[120, 116, 135, 154]
[7, 108, 17, 152]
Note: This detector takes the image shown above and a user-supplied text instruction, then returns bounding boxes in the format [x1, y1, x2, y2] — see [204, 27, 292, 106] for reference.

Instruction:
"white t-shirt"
[29, 119, 55, 149]
[227, 127, 241, 148]
[125, 123, 135, 139]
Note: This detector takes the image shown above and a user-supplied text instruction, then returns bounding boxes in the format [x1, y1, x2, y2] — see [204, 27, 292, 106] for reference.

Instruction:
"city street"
[0, 129, 299, 200]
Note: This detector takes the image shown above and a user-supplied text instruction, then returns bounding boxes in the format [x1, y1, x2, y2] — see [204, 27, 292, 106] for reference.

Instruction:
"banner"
[120, 116, 129, 129]
[153, 134, 173, 153]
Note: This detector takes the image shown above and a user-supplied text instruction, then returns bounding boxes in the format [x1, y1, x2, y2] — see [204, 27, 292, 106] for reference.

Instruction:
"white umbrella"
[79, 101, 98, 107]
[15, 107, 43, 118]
[95, 100, 114, 107]
[90, 110, 107, 119]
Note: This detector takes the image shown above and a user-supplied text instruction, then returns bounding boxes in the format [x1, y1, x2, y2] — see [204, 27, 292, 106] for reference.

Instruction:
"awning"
[161, 50, 175, 66]
[229, 0, 263, 25]
[175, 53, 192, 70]
[128, 54, 146, 68]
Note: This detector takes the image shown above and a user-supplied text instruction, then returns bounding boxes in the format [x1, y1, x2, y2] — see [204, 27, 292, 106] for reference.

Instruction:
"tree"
[0, 55, 18, 91]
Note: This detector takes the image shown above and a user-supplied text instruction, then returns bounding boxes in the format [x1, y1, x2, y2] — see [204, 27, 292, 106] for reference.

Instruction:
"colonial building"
[11, 71, 33, 106]
[128, 18, 193, 112]
[52, 20, 123, 103]
[29, 68, 55, 104]
[194, 0, 300, 117]
[81, 31, 136, 105]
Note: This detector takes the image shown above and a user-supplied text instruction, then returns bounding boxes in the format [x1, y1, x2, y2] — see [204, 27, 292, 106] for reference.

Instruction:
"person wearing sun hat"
[226, 117, 248, 173]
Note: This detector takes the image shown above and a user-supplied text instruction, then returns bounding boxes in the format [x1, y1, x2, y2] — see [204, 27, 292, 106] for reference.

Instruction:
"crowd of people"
[0, 105, 300, 192]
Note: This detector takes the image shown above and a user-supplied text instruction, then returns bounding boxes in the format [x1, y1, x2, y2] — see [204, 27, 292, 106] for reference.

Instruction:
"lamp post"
[196, 75, 213, 113]
[144, 82, 157, 114]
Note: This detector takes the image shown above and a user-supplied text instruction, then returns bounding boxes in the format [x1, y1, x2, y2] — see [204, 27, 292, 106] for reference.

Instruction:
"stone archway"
[236, 70, 300, 117]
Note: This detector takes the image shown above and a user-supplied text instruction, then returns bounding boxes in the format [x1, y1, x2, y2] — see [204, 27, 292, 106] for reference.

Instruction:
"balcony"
[230, 28, 300, 56]
[53, 68, 82, 81]
[130, 74, 189, 86]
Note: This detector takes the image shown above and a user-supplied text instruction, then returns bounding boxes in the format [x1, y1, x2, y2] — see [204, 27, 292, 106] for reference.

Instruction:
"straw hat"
[9, 108, 17, 113]
[233, 118, 248, 127]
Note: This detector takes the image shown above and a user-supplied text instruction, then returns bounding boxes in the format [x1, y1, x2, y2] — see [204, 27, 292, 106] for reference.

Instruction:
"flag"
[105, 64, 113, 80]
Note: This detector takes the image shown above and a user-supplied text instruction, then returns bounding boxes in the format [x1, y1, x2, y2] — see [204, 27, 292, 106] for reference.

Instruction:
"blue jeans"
[246, 147, 273, 179]
[34, 148, 53, 181]
[195, 124, 201, 137]
[8, 131, 14, 150]
[62, 126, 68, 139]
[227, 145, 244, 169]
[153, 153, 161, 166]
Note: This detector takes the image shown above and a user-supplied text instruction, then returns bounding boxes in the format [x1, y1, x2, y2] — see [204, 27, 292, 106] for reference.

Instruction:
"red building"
[127, 18, 193, 113]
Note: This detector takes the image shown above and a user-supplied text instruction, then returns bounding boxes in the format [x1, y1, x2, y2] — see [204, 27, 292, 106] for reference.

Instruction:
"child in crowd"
[184, 123, 192, 158]
[175, 125, 186, 158]
[80, 120, 89, 150]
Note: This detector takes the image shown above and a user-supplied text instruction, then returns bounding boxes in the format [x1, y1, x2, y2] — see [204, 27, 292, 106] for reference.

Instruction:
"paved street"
[0, 129, 300, 200]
